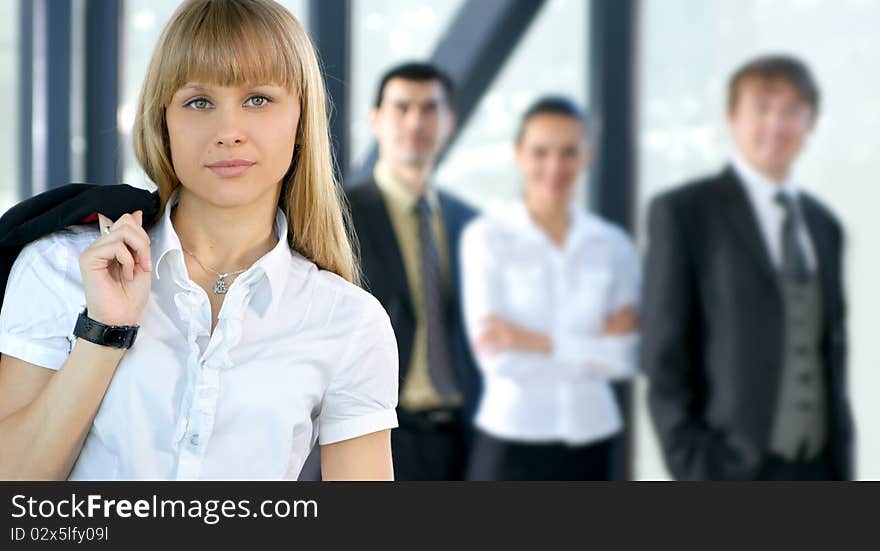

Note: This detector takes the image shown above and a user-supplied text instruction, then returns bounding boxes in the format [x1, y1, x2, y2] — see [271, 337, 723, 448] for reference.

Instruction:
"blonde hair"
[132, 0, 359, 284]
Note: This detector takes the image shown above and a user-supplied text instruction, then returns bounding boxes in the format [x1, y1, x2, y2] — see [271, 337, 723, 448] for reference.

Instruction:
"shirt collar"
[373, 161, 440, 213]
[731, 151, 799, 204]
[153, 188, 292, 301]
[503, 197, 595, 251]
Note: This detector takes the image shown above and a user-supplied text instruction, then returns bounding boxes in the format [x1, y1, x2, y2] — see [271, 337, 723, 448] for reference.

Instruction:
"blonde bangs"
[155, 0, 303, 103]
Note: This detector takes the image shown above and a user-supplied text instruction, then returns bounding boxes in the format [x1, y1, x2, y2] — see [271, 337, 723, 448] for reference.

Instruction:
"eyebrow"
[390, 98, 440, 107]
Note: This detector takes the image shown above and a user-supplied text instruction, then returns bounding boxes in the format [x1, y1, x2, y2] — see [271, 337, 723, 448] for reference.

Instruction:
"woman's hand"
[476, 315, 552, 355]
[604, 306, 639, 335]
[79, 211, 153, 327]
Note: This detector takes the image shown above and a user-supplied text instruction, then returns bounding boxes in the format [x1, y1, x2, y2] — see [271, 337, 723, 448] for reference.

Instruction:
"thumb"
[134, 210, 143, 226]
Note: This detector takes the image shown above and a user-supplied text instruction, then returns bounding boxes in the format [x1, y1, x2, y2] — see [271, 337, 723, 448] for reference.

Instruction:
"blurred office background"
[1, 0, 876, 479]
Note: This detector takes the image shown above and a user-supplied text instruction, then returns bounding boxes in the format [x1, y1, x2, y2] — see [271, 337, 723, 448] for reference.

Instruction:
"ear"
[583, 142, 595, 165]
[369, 108, 380, 137]
[513, 141, 525, 167]
[806, 110, 818, 132]
[725, 103, 737, 130]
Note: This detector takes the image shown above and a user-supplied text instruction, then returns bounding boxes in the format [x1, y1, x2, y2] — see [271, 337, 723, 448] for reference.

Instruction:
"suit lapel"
[719, 167, 778, 287]
[356, 180, 411, 305]
[800, 197, 835, 327]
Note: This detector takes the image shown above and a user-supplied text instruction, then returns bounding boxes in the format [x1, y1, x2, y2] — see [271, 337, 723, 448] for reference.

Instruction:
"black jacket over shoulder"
[642, 166, 854, 480]
[0, 184, 159, 310]
[345, 176, 481, 423]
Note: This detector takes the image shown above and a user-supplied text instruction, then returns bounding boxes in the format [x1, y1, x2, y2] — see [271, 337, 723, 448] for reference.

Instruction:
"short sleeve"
[317, 295, 399, 445]
[0, 231, 88, 370]
[607, 230, 642, 314]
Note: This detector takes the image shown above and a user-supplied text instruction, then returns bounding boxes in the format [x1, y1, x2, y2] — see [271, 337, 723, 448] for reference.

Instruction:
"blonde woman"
[0, 0, 397, 480]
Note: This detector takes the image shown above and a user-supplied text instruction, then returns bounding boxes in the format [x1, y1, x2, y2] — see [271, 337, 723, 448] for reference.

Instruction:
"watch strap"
[73, 309, 139, 349]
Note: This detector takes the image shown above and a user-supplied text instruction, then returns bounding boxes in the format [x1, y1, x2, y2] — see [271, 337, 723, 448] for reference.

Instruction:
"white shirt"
[0, 191, 398, 480]
[459, 199, 641, 445]
[731, 153, 817, 271]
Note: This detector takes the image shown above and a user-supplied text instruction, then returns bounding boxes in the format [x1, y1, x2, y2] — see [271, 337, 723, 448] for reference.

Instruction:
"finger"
[91, 241, 136, 281]
[113, 242, 136, 281]
[476, 331, 497, 348]
[101, 224, 152, 271]
[109, 212, 143, 233]
[97, 213, 113, 237]
[96, 230, 147, 278]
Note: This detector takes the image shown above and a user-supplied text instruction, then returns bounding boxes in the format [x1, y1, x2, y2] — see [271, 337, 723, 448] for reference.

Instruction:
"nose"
[403, 108, 425, 130]
[214, 108, 248, 147]
[546, 153, 565, 176]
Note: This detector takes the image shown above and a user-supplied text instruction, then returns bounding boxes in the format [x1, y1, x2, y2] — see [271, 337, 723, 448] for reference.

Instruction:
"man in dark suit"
[643, 55, 854, 480]
[345, 62, 479, 480]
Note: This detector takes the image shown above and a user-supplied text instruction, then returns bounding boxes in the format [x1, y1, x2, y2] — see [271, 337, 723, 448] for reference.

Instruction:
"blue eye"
[245, 95, 272, 108]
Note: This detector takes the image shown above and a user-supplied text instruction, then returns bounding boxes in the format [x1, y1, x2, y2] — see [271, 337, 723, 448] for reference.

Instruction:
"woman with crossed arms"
[461, 97, 641, 480]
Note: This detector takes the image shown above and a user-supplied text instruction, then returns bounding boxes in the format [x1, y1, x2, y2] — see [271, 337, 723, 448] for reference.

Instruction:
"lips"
[206, 159, 255, 178]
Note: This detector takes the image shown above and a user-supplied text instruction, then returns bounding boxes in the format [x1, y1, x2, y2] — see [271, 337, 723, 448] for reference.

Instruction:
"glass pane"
[350, 0, 465, 168]
[437, 0, 589, 210]
[119, 0, 308, 190]
[0, 0, 19, 213]
[635, 0, 880, 480]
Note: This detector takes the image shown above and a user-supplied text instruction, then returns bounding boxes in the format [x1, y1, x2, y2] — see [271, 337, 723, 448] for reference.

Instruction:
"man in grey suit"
[642, 55, 854, 480]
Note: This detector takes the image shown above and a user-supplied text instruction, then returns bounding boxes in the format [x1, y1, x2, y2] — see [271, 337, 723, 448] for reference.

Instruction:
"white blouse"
[0, 192, 399, 480]
[460, 199, 640, 446]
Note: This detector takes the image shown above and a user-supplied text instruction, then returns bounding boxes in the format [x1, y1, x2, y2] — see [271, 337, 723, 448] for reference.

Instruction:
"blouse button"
[189, 433, 200, 446]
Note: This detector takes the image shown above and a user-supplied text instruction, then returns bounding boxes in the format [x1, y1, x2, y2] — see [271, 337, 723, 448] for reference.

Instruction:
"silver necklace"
[182, 247, 248, 295]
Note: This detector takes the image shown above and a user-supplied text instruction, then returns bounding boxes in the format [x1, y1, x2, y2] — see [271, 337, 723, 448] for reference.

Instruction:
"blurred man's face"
[727, 77, 815, 181]
[370, 78, 455, 169]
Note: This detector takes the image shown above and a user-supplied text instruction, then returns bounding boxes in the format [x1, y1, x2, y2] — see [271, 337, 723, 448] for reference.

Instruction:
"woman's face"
[165, 82, 300, 209]
[515, 113, 590, 210]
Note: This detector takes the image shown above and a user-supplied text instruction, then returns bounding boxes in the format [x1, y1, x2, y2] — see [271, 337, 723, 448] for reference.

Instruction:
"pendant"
[213, 276, 228, 295]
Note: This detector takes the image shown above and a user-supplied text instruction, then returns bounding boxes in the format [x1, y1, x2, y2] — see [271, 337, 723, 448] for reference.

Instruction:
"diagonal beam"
[350, 0, 547, 183]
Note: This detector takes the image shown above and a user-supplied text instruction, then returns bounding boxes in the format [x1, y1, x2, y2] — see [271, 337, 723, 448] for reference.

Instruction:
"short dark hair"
[728, 55, 820, 115]
[516, 96, 589, 143]
[373, 62, 456, 109]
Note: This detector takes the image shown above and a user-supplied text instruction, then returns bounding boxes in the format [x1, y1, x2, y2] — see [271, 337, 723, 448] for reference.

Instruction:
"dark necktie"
[414, 196, 458, 400]
[774, 191, 810, 282]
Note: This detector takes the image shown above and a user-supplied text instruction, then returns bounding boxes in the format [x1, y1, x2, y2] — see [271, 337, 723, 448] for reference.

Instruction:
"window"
[350, 0, 465, 168]
[437, 0, 589, 211]
[0, 1, 19, 213]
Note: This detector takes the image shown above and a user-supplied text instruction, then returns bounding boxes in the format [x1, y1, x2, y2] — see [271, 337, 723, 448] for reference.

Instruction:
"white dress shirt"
[731, 153, 817, 271]
[459, 199, 641, 445]
[0, 191, 398, 480]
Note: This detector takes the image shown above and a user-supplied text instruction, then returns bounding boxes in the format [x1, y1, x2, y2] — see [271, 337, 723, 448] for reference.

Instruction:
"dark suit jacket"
[345, 176, 481, 422]
[642, 166, 854, 480]
[0, 184, 158, 310]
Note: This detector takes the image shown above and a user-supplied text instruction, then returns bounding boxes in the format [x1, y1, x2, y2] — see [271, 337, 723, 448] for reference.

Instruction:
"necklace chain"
[181, 247, 248, 295]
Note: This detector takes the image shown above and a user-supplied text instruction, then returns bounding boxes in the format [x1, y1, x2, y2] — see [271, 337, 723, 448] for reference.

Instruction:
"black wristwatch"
[73, 309, 139, 349]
